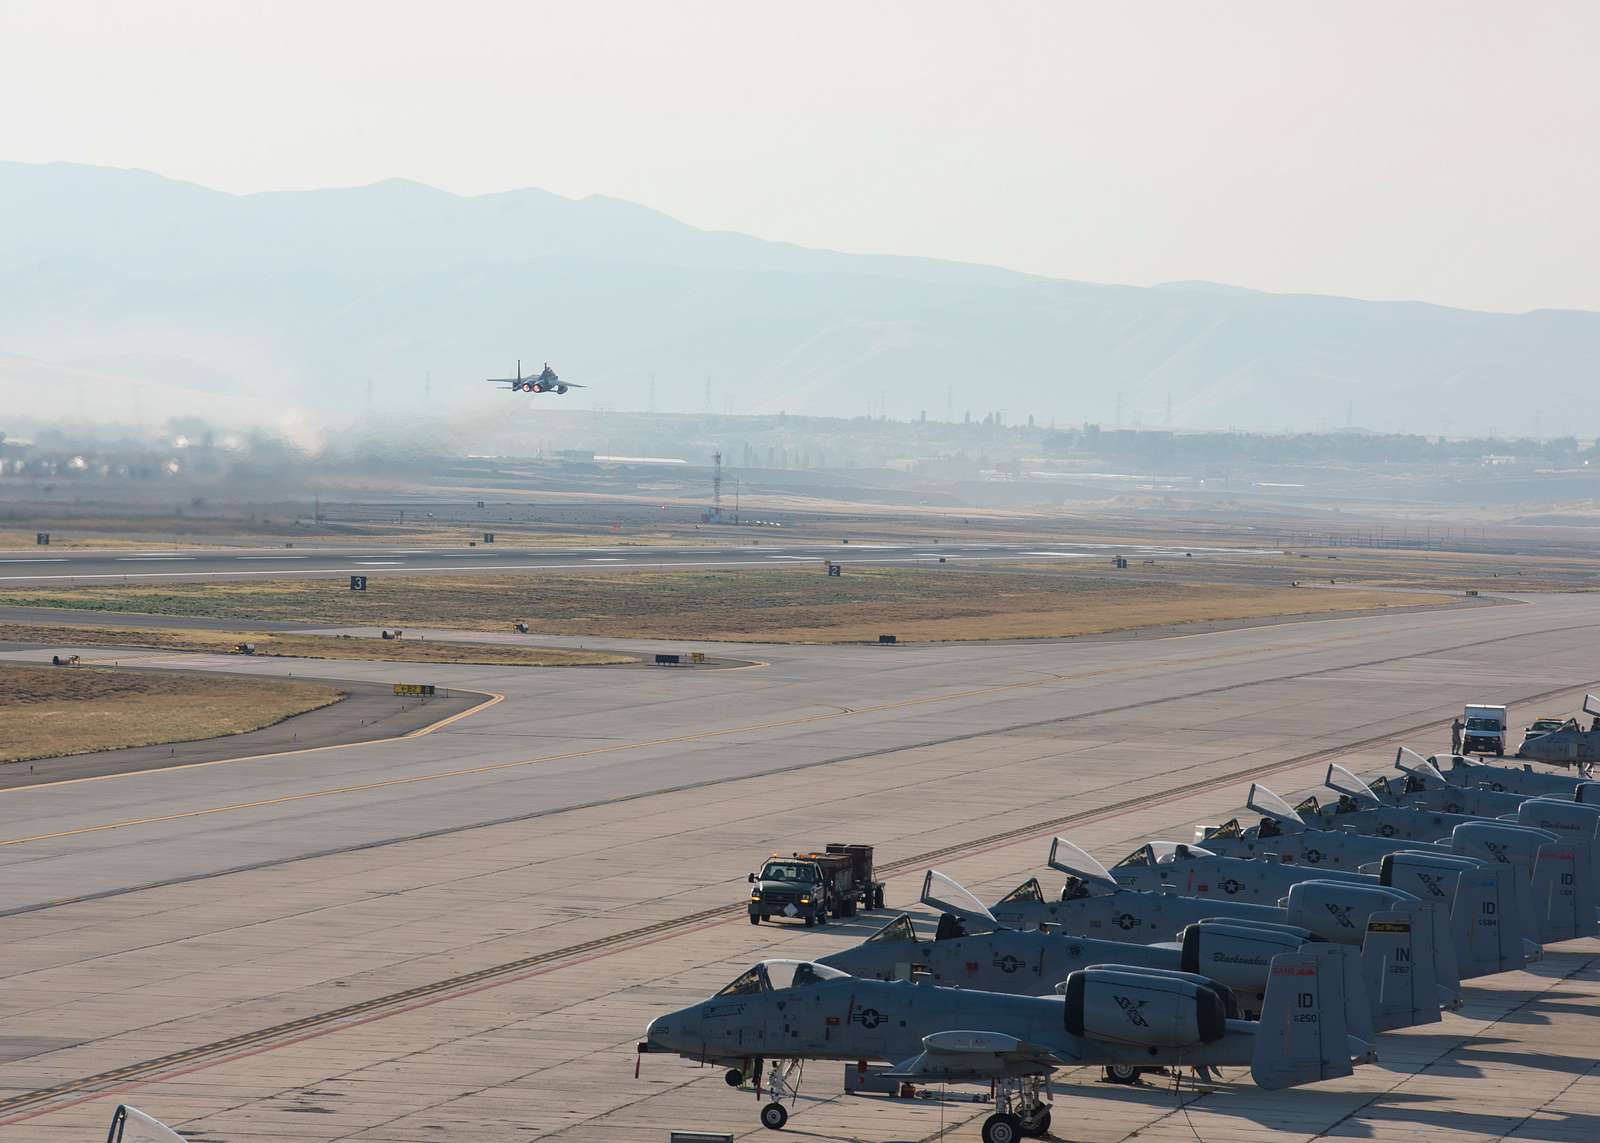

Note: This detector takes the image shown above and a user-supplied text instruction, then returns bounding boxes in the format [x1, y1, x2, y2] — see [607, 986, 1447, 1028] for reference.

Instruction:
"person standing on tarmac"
[1450, 717, 1464, 754]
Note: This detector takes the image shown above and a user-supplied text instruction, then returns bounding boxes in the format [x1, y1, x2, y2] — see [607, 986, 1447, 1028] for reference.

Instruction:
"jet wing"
[886, 1030, 1070, 1081]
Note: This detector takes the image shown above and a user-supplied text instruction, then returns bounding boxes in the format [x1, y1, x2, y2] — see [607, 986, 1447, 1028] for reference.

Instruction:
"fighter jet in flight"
[490, 359, 584, 395]
[638, 950, 1372, 1143]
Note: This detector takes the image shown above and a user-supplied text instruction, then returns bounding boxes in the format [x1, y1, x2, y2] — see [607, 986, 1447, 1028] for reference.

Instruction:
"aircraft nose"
[645, 1012, 684, 1050]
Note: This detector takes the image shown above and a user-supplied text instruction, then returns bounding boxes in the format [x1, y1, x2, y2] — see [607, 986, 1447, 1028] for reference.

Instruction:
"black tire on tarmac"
[760, 1102, 789, 1130]
[981, 1112, 1023, 1143]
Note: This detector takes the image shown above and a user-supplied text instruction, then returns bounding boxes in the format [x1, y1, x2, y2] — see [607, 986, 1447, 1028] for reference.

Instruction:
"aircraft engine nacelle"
[1061, 966, 1228, 1047]
[1283, 881, 1415, 944]
[1450, 821, 1552, 871]
[1518, 798, 1600, 843]
[1575, 782, 1600, 805]
[1375, 850, 1475, 907]
[1179, 922, 1306, 999]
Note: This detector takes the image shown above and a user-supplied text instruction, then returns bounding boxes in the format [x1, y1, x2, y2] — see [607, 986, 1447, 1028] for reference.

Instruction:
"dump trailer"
[821, 842, 886, 913]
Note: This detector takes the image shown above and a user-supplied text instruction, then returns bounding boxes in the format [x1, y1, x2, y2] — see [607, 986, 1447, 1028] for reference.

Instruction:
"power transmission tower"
[711, 451, 724, 521]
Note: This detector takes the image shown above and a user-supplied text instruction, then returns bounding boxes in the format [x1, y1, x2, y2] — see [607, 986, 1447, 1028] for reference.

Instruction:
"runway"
[0, 539, 1278, 585]
[3, 593, 1600, 1141]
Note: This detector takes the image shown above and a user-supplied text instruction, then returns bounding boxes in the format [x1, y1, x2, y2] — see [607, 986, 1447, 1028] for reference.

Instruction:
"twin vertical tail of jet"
[1252, 944, 1374, 1090]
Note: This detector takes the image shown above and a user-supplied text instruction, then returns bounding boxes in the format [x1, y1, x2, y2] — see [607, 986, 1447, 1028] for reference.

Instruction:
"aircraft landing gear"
[1103, 1063, 1143, 1085]
[987, 1075, 1051, 1142]
[981, 1113, 1022, 1143]
[757, 1058, 801, 1131]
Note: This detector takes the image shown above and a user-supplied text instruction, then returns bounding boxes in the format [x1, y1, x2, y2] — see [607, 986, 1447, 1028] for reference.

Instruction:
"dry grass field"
[0, 566, 1461, 643]
[0, 663, 344, 763]
[0, 623, 631, 666]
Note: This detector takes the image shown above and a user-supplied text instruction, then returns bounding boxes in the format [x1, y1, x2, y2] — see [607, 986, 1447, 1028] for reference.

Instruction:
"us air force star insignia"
[1304, 848, 1323, 863]
[855, 1008, 884, 1029]
[1221, 878, 1242, 895]
[1116, 913, 1139, 930]
[997, 955, 1022, 973]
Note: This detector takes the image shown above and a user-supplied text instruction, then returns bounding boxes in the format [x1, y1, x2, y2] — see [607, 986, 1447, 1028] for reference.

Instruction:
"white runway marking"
[584, 557, 626, 562]
[115, 556, 194, 562]
[353, 561, 402, 566]
[0, 558, 68, 563]
[237, 556, 308, 561]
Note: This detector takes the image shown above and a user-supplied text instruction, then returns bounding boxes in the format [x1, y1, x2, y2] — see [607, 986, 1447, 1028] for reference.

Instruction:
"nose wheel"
[756, 1059, 802, 1130]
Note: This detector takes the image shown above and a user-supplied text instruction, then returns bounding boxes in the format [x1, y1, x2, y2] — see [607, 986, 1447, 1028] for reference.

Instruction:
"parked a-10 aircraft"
[640, 947, 1371, 1143]
[489, 359, 583, 395]
[819, 872, 1440, 1050]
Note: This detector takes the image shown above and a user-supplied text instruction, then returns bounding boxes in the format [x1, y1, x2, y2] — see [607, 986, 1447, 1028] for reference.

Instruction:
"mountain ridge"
[1, 161, 1595, 434]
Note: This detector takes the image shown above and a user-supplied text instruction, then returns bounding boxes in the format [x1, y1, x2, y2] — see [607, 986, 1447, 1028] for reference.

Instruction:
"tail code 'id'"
[1251, 944, 1372, 1089]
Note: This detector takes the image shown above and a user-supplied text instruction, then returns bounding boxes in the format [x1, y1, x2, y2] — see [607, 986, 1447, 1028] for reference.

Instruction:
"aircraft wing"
[885, 1030, 1069, 1080]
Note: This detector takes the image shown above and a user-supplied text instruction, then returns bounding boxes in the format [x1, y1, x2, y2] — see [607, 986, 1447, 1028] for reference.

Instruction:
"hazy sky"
[4, 2, 1597, 314]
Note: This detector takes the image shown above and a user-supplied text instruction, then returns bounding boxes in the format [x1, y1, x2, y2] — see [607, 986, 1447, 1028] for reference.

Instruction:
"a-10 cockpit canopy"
[865, 914, 919, 944]
[1046, 836, 1119, 891]
[714, 960, 850, 997]
[1112, 841, 1216, 869]
[1246, 783, 1310, 832]
[1393, 746, 1452, 790]
[1324, 763, 1384, 808]
[920, 870, 1000, 931]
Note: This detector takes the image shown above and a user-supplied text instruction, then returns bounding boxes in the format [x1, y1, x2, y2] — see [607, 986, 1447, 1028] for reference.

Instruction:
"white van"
[1463, 704, 1508, 755]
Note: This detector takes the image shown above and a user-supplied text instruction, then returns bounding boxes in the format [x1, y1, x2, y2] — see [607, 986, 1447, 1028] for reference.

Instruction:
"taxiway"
[3, 593, 1599, 1142]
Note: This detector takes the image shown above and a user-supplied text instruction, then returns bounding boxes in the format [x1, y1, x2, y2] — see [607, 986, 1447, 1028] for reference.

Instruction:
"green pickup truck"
[747, 844, 885, 927]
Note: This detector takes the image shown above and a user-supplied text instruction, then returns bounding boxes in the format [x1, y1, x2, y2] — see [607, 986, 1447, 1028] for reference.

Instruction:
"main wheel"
[760, 1101, 788, 1130]
[981, 1112, 1023, 1143]
[1103, 1064, 1141, 1085]
[803, 914, 816, 927]
[750, 914, 761, 925]
[725, 1067, 744, 1087]
[875, 886, 886, 909]
[1020, 1106, 1051, 1138]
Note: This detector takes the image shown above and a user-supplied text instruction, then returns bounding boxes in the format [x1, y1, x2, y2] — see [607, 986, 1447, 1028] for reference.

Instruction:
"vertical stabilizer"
[1362, 908, 1441, 1030]
[1252, 945, 1371, 1090]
